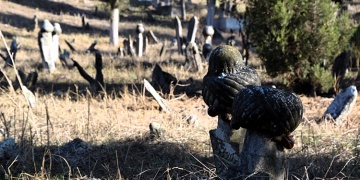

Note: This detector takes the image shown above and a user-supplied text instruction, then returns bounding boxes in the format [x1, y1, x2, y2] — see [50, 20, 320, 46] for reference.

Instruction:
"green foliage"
[246, 0, 353, 94]
[308, 64, 334, 93]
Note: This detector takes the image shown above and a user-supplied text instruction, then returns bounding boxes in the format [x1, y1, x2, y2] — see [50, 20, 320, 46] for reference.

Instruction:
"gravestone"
[175, 16, 183, 55]
[321, 85, 357, 123]
[117, 47, 125, 57]
[160, 40, 167, 60]
[81, 14, 91, 30]
[219, 1, 226, 19]
[202, 26, 214, 62]
[206, 0, 215, 26]
[203, 25, 214, 45]
[185, 42, 202, 72]
[52, 23, 62, 64]
[146, 30, 159, 44]
[181, 0, 186, 20]
[186, 16, 199, 44]
[33, 15, 38, 31]
[164, 0, 170, 6]
[127, 35, 135, 57]
[152, 0, 159, 8]
[38, 19, 55, 72]
[136, 24, 145, 57]
[144, 35, 148, 54]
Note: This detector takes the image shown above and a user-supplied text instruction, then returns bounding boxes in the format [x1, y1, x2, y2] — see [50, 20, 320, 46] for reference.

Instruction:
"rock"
[0, 138, 18, 160]
[149, 122, 166, 141]
[185, 115, 199, 127]
[321, 85, 358, 123]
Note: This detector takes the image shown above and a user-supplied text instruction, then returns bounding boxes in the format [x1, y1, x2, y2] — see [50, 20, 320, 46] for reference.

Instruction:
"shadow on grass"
[1, 136, 358, 179]
[9, 0, 108, 20]
[1, 137, 215, 179]
[0, 12, 108, 36]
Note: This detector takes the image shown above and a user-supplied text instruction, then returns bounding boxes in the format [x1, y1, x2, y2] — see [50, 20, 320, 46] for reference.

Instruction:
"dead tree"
[72, 51, 104, 94]
[1, 37, 20, 67]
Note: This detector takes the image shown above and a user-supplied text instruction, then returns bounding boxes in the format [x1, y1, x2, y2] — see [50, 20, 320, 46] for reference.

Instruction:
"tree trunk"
[110, 8, 119, 46]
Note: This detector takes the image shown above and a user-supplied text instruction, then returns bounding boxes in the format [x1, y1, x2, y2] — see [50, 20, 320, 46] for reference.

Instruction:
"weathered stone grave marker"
[136, 24, 145, 57]
[38, 19, 55, 72]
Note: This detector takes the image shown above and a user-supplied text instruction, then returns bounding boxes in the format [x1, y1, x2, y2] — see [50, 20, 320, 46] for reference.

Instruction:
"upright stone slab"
[33, 15, 38, 31]
[160, 40, 167, 60]
[206, 0, 215, 26]
[144, 34, 148, 54]
[181, 0, 186, 21]
[219, 2, 226, 19]
[136, 24, 145, 57]
[175, 16, 183, 55]
[38, 19, 55, 72]
[202, 26, 214, 61]
[186, 16, 199, 44]
[203, 25, 214, 45]
[52, 23, 62, 65]
[128, 35, 135, 57]
[185, 42, 203, 72]
[152, 0, 160, 8]
[164, 0, 170, 6]
[322, 85, 358, 123]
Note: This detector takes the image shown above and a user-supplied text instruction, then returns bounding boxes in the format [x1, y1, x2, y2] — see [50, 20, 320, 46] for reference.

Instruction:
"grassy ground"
[0, 0, 359, 179]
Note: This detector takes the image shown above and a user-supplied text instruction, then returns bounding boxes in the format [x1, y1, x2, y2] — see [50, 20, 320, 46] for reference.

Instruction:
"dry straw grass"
[0, 0, 359, 179]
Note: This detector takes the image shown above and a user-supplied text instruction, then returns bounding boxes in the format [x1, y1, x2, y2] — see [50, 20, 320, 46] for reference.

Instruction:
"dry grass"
[0, 0, 359, 179]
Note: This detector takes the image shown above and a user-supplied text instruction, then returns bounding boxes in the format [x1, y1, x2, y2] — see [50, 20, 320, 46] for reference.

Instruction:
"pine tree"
[246, 0, 353, 95]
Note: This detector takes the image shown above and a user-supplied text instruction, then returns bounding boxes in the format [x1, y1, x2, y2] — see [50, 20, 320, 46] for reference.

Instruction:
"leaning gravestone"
[186, 16, 199, 44]
[321, 85, 358, 123]
[38, 19, 55, 72]
[175, 16, 183, 55]
[146, 30, 159, 44]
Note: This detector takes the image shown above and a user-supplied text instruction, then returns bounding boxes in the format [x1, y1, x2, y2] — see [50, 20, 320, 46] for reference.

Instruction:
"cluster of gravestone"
[118, 24, 159, 58]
